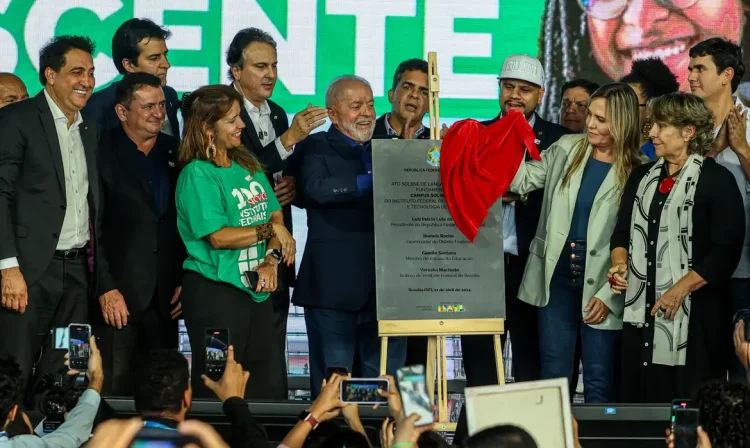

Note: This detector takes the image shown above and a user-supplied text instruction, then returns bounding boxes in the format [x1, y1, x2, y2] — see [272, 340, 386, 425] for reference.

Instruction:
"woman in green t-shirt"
[175, 85, 295, 399]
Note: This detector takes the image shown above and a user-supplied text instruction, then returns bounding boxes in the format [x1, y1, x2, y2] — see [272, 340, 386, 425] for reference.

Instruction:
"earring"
[206, 134, 216, 159]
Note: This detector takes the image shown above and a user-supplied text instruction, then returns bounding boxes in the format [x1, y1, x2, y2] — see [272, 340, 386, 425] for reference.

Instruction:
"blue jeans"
[538, 242, 620, 403]
[305, 302, 407, 398]
[730, 278, 750, 383]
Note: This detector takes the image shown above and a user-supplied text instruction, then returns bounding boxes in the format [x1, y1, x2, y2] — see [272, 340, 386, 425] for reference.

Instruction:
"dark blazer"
[291, 126, 375, 312]
[238, 98, 295, 291]
[482, 112, 573, 258]
[372, 114, 431, 140]
[82, 81, 181, 137]
[96, 126, 185, 318]
[0, 92, 102, 289]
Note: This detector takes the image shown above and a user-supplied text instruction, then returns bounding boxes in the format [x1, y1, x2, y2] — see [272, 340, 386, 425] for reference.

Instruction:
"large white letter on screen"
[221, 0, 317, 95]
[25, 0, 123, 86]
[325, 0, 417, 97]
[134, 0, 209, 92]
[424, 0, 499, 99]
[0, 0, 16, 72]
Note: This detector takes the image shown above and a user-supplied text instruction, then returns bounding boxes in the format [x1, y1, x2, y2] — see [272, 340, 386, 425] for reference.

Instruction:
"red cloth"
[440, 110, 541, 242]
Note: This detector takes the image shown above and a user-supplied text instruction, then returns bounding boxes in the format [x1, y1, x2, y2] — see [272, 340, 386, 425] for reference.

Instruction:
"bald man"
[290, 76, 407, 398]
[0, 74, 28, 109]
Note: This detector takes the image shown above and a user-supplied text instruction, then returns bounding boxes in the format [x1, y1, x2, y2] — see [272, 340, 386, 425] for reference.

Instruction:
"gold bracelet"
[256, 223, 276, 241]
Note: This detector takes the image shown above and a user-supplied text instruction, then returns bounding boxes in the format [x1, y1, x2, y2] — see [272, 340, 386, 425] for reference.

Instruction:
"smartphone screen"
[53, 327, 69, 351]
[670, 399, 690, 427]
[67, 324, 91, 371]
[205, 329, 229, 381]
[340, 379, 389, 404]
[673, 408, 699, 448]
[397, 365, 434, 426]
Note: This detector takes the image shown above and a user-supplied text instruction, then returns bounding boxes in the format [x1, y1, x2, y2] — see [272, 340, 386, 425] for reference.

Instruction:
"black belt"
[53, 246, 88, 260]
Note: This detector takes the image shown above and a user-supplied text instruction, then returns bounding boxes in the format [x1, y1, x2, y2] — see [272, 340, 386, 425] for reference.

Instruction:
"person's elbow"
[208, 231, 226, 249]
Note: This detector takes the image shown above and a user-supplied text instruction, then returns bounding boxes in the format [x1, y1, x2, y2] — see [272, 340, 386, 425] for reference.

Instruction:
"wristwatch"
[298, 410, 319, 429]
[265, 248, 282, 264]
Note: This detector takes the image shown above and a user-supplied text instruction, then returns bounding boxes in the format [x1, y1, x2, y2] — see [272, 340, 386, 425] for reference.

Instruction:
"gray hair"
[325, 75, 371, 107]
[225, 27, 277, 81]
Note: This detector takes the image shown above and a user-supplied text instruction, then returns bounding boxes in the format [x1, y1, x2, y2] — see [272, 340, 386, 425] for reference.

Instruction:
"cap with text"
[499, 54, 545, 87]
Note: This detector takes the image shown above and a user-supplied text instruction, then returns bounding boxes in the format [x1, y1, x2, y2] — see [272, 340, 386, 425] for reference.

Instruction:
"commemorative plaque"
[373, 139, 505, 321]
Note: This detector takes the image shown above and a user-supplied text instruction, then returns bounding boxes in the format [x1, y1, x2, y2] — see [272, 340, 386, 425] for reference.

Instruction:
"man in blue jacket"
[83, 19, 180, 137]
[292, 75, 406, 398]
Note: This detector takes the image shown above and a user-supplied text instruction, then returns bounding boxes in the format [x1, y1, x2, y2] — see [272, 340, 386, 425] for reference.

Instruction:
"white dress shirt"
[713, 97, 750, 278]
[0, 91, 90, 270]
[502, 113, 536, 256]
[234, 84, 292, 162]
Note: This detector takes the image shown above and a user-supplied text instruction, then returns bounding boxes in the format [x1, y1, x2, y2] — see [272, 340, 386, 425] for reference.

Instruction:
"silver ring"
[261, 279, 266, 287]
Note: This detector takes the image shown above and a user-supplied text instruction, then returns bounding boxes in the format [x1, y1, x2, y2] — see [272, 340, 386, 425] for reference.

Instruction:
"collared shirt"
[234, 84, 291, 163]
[713, 97, 750, 278]
[0, 389, 100, 448]
[383, 113, 426, 139]
[44, 90, 90, 251]
[112, 127, 172, 216]
[160, 118, 173, 137]
[502, 112, 536, 255]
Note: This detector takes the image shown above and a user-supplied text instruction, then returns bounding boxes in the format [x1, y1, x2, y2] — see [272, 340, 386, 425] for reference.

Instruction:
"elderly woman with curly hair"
[609, 92, 746, 403]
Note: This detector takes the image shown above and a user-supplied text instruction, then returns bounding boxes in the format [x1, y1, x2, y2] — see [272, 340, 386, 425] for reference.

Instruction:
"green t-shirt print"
[176, 160, 281, 302]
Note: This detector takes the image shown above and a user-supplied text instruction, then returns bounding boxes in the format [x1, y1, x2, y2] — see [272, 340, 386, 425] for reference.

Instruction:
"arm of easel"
[428, 52, 440, 140]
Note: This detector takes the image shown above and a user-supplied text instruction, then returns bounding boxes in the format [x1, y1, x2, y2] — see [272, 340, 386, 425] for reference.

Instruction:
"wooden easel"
[379, 52, 505, 432]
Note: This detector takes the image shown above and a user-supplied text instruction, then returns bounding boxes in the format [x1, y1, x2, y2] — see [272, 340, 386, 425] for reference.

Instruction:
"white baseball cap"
[499, 54, 545, 87]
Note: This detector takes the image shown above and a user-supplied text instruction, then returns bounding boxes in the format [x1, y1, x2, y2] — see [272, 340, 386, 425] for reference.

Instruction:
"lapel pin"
[534, 138, 541, 145]
[168, 161, 175, 167]
[273, 115, 278, 120]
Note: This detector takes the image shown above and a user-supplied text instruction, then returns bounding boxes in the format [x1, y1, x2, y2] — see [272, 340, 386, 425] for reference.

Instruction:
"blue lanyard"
[143, 421, 177, 431]
[0, 431, 7, 438]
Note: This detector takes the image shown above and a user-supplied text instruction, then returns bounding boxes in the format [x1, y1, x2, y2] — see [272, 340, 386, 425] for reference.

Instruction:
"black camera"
[34, 369, 87, 432]
[733, 309, 750, 342]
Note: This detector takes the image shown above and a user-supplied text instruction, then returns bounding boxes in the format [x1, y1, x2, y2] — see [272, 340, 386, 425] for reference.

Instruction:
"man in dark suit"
[293, 75, 406, 398]
[225, 27, 328, 398]
[373, 59, 431, 140]
[83, 19, 180, 137]
[454, 54, 572, 444]
[94, 73, 185, 395]
[0, 36, 101, 403]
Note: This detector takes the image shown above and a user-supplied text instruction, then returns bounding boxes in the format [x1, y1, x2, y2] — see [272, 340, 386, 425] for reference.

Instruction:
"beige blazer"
[510, 134, 624, 330]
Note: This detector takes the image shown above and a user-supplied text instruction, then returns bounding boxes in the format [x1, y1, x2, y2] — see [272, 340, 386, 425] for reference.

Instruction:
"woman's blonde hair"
[180, 84, 263, 174]
[648, 92, 714, 155]
[560, 83, 643, 192]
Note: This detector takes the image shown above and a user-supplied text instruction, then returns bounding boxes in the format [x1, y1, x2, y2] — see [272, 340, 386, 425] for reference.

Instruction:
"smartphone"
[53, 327, 69, 351]
[397, 365, 434, 426]
[130, 428, 201, 447]
[340, 378, 389, 404]
[205, 329, 229, 381]
[670, 399, 690, 429]
[673, 408, 699, 448]
[67, 324, 91, 371]
[326, 366, 348, 379]
[244, 271, 284, 291]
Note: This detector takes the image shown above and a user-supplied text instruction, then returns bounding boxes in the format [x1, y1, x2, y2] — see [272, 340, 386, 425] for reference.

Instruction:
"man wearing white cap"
[455, 53, 572, 444]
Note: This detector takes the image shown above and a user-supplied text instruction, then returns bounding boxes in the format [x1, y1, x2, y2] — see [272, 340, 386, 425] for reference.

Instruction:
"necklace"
[658, 165, 682, 194]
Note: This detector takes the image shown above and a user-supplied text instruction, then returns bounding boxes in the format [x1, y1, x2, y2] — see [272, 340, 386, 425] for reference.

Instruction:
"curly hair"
[648, 92, 715, 155]
[619, 58, 680, 101]
[132, 350, 190, 417]
[694, 381, 750, 447]
[0, 356, 22, 424]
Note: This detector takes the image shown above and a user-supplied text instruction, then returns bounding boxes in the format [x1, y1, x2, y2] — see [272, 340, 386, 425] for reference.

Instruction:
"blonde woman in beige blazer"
[509, 83, 644, 403]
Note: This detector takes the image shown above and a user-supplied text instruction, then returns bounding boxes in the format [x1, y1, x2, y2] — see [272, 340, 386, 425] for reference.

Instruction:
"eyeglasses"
[561, 100, 588, 111]
[577, 0, 699, 21]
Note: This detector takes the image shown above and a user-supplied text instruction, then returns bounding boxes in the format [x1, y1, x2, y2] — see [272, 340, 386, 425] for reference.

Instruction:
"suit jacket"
[238, 98, 295, 291]
[482, 112, 572, 259]
[291, 126, 375, 312]
[0, 92, 102, 289]
[82, 81, 181, 137]
[372, 114, 431, 140]
[509, 134, 623, 330]
[96, 126, 185, 317]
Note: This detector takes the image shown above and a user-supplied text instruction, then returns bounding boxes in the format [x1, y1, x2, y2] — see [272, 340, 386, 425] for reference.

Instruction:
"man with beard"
[84, 19, 180, 137]
[689, 38, 750, 383]
[226, 28, 328, 399]
[454, 54, 572, 444]
[373, 59, 430, 139]
[292, 76, 406, 398]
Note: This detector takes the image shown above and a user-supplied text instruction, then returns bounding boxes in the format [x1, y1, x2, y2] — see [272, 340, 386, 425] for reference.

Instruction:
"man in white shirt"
[0, 36, 101, 405]
[224, 28, 328, 399]
[689, 37, 750, 382]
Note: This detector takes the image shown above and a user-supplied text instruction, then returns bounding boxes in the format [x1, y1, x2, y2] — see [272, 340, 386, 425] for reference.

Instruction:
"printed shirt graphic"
[176, 160, 281, 302]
